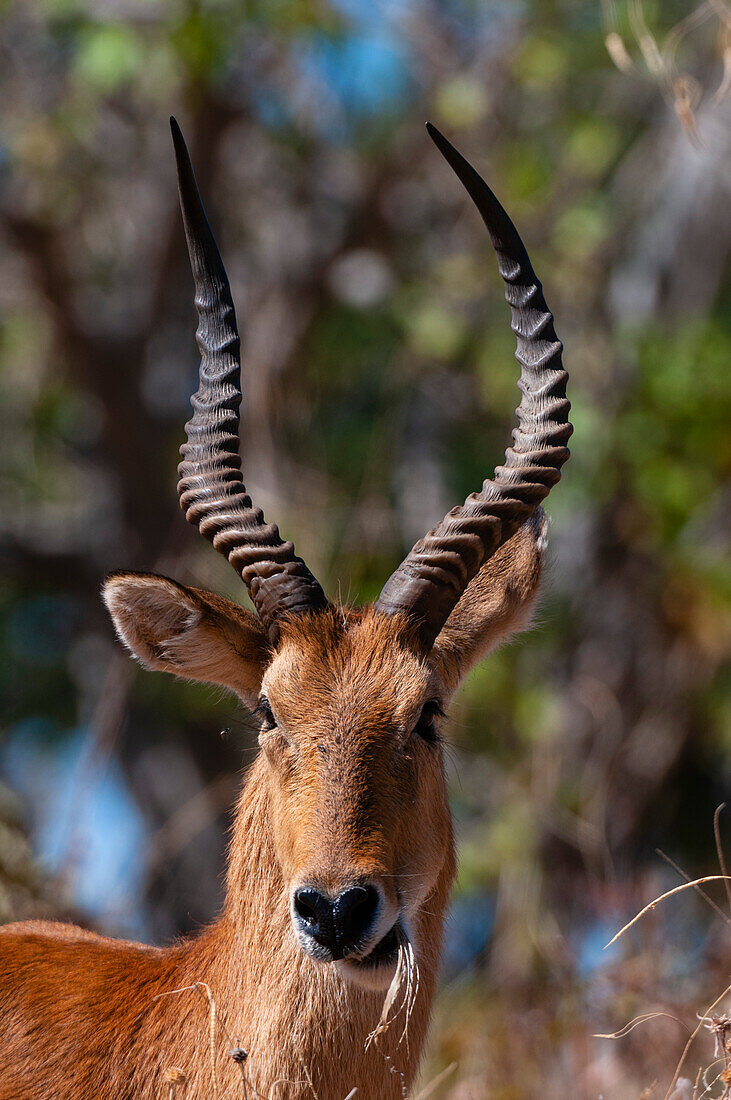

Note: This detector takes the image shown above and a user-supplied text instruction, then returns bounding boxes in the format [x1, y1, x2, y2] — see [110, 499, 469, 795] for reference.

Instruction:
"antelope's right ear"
[103, 572, 270, 707]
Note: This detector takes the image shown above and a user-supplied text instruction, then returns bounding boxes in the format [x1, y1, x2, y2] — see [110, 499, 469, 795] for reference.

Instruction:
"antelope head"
[103, 120, 570, 991]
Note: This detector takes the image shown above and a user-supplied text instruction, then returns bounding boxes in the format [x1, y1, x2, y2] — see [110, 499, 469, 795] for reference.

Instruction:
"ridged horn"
[376, 123, 572, 648]
[170, 117, 327, 643]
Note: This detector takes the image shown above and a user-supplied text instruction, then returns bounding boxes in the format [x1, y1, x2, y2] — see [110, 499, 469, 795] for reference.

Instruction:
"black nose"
[293, 885, 380, 960]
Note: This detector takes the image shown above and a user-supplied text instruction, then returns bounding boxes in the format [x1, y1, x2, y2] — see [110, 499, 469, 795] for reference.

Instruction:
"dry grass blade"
[601, 0, 635, 70]
[656, 849, 731, 927]
[693, 1064, 703, 1100]
[712, 44, 731, 103]
[153, 982, 221, 1098]
[154, 983, 264, 1099]
[663, 1, 715, 68]
[195, 983, 219, 1100]
[711, 3, 731, 101]
[713, 804, 731, 915]
[605, 31, 635, 71]
[663, 985, 731, 1100]
[298, 1054, 318, 1099]
[594, 1012, 691, 1040]
[630, 0, 664, 75]
[698, 1059, 724, 1097]
[603, 877, 731, 949]
[365, 926, 420, 1054]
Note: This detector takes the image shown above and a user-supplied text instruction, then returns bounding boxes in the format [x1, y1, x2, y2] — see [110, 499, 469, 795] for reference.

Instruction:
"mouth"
[347, 922, 400, 970]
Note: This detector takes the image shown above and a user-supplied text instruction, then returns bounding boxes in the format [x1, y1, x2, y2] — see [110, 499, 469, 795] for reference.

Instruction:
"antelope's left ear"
[103, 572, 270, 707]
[431, 509, 548, 691]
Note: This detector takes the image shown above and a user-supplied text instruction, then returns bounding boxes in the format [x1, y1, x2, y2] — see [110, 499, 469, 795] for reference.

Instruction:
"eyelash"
[256, 697, 445, 743]
[414, 700, 445, 743]
[255, 697, 277, 732]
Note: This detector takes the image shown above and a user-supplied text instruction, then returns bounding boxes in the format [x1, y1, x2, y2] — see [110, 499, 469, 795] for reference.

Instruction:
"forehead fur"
[263, 607, 436, 729]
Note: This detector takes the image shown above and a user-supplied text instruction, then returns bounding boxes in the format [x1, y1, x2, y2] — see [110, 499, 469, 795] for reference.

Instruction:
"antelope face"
[259, 610, 453, 987]
[104, 515, 546, 990]
[104, 121, 569, 992]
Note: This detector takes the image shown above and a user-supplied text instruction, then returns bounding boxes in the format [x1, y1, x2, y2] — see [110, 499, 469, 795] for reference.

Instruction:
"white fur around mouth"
[335, 923, 403, 991]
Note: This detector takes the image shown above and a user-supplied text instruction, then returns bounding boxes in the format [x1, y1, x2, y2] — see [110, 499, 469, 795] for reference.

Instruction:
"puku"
[0, 118, 570, 1100]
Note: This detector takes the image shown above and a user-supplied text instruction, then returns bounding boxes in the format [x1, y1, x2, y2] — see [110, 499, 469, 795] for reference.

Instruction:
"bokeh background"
[0, 1, 729, 1096]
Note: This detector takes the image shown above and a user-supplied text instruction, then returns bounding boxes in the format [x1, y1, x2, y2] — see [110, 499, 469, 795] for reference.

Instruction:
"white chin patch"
[335, 955, 398, 992]
[335, 920, 408, 991]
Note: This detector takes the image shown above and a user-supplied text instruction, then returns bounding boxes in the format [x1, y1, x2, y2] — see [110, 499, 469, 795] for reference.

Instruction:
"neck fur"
[183, 754, 454, 1099]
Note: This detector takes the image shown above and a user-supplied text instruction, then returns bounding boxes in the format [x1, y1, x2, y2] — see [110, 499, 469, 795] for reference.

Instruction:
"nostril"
[293, 885, 380, 960]
[294, 888, 325, 933]
[335, 886, 379, 944]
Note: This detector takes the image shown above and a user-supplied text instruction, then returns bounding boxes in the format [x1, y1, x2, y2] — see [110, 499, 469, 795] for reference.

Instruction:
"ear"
[432, 509, 548, 692]
[102, 572, 270, 707]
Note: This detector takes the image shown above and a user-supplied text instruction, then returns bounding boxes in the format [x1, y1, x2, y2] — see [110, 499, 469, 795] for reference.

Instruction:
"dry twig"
[594, 1012, 691, 1040]
[664, 985, 731, 1100]
[604, 877, 731, 949]
[656, 849, 731, 927]
[713, 804, 731, 915]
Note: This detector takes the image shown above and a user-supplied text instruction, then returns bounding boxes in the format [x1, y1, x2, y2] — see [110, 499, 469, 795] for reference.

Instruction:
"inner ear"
[103, 572, 270, 706]
[105, 573, 201, 663]
[431, 510, 547, 692]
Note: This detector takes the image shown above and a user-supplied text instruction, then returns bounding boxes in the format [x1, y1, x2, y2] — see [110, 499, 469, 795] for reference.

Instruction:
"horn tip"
[170, 117, 190, 170]
[425, 121, 451, 153]
[170, 118, 196, 205]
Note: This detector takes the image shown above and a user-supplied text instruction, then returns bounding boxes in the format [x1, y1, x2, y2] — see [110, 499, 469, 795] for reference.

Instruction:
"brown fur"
[0, 515, 546, 1099]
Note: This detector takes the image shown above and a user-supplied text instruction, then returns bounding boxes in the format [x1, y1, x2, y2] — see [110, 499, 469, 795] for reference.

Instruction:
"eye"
[414, 700, 445, 743]
[255, 696, 277, 733]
